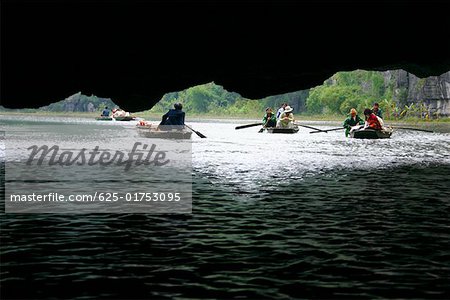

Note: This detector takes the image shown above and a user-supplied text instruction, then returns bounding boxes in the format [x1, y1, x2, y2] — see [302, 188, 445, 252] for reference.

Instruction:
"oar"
[235, 123, 263, 130]
[294, 123, 326, 132]
[310, 127, 345, 134]
[185, 124, 207, 138]
[393, 127, 433, 133]
[258, 119, 273, 133]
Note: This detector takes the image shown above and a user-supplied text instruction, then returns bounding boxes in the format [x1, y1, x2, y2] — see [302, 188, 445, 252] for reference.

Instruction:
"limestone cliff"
[39, 92, 117, 112]
[384, 70, 450, 116]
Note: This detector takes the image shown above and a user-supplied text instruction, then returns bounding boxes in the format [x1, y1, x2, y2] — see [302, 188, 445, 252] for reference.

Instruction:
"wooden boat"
[96, 116, 113, 121]
[136, 124, 152, 129]
[138, 128, 192, 139]
[350, 127, 393, 139]
[136, 121, 152, 129]
[266, 126, 299, 134]
[114, 116, 135, 121]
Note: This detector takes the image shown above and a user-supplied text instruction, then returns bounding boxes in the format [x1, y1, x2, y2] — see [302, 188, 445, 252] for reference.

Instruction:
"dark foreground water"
[1, 116, 450, 299]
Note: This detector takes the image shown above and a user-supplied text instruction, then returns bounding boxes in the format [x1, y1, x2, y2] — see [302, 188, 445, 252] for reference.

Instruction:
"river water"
[1, 115, 450, 299]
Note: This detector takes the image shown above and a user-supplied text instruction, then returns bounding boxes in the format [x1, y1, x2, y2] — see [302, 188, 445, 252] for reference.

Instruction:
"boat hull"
[350, 128, 392, 139]
[136, 125, 152, 129]
[96, 117, 113, 121]
[266, 127, 299, 134]
[138, 129, 192, 139]
[114, 116, 135, 121]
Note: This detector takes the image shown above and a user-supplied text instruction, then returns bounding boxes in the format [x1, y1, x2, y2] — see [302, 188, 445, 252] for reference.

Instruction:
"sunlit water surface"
[1, 116, 450, 299]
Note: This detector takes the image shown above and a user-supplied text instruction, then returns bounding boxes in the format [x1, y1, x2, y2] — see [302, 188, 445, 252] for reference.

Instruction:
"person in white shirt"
[276, 103, 287, 120]
[112, 108, 127, 118]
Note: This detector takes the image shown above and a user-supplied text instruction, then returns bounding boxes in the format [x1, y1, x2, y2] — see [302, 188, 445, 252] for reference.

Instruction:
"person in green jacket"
[343, 108, 364, 137]
[372, 102, 383, 119]
[262, 107, 277, 128]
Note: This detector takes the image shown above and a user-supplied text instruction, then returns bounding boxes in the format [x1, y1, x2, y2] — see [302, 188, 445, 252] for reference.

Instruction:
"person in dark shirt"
[101, 106, 110, 117]
[372, 102, 383, 119]
[159, 103, 185, 130]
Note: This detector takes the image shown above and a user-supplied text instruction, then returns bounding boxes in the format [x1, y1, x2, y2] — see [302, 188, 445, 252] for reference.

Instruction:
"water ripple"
[1, 118, 450, 298]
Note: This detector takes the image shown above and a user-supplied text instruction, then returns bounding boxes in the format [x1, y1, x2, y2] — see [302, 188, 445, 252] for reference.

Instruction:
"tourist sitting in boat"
[372, 102, 383, 119]
[363, 108, 382, 130]
[343, 108, 364, 137]
[277, 105, 294, 128]
[276, 103, 287, 121]
[159, 102, 185, 130]
[262, 107, 277, 128]
[137, 120, 152, 128]
[112, 108, 129, 118]
[101, 106, 110, 117]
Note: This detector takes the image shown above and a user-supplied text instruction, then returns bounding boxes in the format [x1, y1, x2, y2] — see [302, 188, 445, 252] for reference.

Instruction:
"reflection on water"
[1, 116, 450, 298]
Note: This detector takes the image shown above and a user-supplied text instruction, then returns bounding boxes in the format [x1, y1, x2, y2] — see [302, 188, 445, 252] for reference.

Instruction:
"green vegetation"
[304, 70, 448, 120]
[142, 82, 308, 118]
[144, 70, 446, 121]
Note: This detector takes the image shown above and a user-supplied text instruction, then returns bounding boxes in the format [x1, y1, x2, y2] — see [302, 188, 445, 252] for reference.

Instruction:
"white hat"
[284, 106, 293, 112]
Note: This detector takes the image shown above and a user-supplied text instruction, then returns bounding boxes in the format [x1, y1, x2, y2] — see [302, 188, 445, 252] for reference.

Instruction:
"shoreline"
[1, 112, 449, 132]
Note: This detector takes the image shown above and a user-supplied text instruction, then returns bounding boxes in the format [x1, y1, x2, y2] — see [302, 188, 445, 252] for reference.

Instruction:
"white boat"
[138, 128, 192, 139]
[265, 126, 299, 134]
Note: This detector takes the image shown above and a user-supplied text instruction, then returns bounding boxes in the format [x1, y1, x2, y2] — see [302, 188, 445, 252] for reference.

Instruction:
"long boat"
[138, 128, 192, 139]
[95, 116, 135, 121]
[136, 124, 152, 129]
[114, 116, 135, 121]
[350, 127, 393, 139]
[96, 116, 113, 121]
[266, 126, 299, 134]
[136, 121, 152, 129]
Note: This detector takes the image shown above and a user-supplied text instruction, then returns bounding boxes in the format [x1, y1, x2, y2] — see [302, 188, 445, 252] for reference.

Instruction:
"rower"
[262, 107, 277, 128]
[100, 106, 110, 117]
[159, 103, 185, 130]
[343, 108, 364, 137]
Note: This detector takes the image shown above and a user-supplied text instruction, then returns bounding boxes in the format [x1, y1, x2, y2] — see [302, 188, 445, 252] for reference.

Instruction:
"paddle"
[258, 118, 275, 133]
[393, 127, 433, 133]
[185, 124, 207, 138]
[235, 123, 263, 130]
[294, 123, 326, 132]
[310, 127, 345, 134]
